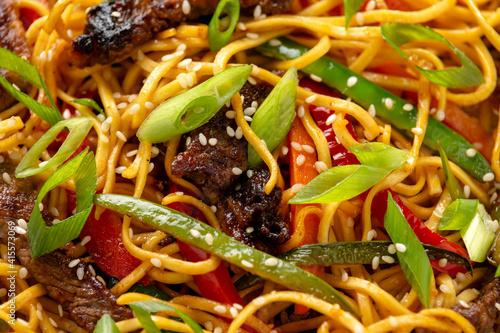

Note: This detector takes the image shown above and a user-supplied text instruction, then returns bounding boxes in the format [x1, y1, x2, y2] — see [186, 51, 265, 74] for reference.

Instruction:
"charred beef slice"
[0, 159, 132, 332]
[72, 0, 294, 66]
[0, 0, 31, 112]
[171, 82, 290, 254]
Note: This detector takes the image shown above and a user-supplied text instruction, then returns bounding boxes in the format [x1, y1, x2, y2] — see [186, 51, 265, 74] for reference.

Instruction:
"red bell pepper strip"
[301, 78, 470, 275]
[67, 191, 149, 285]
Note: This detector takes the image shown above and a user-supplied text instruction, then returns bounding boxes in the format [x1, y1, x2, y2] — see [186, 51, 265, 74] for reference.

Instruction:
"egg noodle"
[2, 0, 500, 332]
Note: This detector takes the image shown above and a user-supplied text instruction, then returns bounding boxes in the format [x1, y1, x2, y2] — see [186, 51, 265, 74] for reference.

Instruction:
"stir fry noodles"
[2, 0, 500, 332]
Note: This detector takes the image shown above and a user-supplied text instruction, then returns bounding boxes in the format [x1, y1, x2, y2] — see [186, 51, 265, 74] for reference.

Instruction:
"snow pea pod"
[255, 38, 493, 183]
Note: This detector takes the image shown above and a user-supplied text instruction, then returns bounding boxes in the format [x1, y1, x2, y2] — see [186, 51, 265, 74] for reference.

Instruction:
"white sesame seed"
[246, 227, 254, 233]
[247, 170, 253, 178]
[458, 300, 470, 308]
[302, 145, 315, 153]
[388, 316, 397, 327]
[116, 131, 127, 142]
[291, 142, 302, 151]
[367, 229, 377, 241]
[232, 167, 243, 175]
[282, 146, 289, 155]
[456, 272, 466, 282]
[182, 0, 191, 14]
[80, 236, 91, 246]
[305, 94, 317, 103]
[438, 258, 448, 267]
[297, 105, 306, 118]
[10, 152, 21, 160]
[111, 11, 121, 17]
[69, 259, 80, 268]
[178, 73, 188, 89]
[237, 22, 247, 31]
[178, 58, 193, 68]
[292, 183, 303, 192]
[368, 104, 376, 117]
[464, 185, 471, 198]
[145, 101, 154, 109]
[372, 256, 380, 270]
[52, 218, 62, 224]
[208, 138, 218, 146]
[466, 148, 477, 157]
[254, 297, 265, 306]
[440, 284, 452, 294]
[19, 267, 28, 279]
[210, 205, 217, 213]
[226, 126, 236, 137]
[264, 258, 278, 266]
[190, 229, 201, 238]
[17, 219, 27, 230]
[229, 307, 239, 318]
[96, 276, 106, 284]
[2, 172, 11, 185]
[314, 161, 328, 173]
[403, 103, 413, 111]
[241, 259, 253, 268]
[253, 4, 262, 18]
[347, 76, 358, 87]
[411, 127, 423, 135]
[388, 244, 396, 254]
[205, 233, 214, 246]
[14, 226, 27, 234]
[296, 155, 306, 166]
[355, 12, 364, 25]
[47, 49, 53, 61]
[214, 305, 226, 314]
[226, 111, 236, 119]
[58, 304, 63, 317]
[484, 172, 495, 182]
[77, 267, 84, 280]
[246, 32, 259, 39]
[326, 114, 337, 125]
[491, 192, 498, 203]
[244, 107, 256, 116]
[384, 98, 394, 109]
[248, 76, 257, 85]
[346, 217, 354, 228]
[382, 255, 395, 264]
[269, 38, 282, 47]
[341, 268, 348, 282]
[436, 109, 445, 121]
[366, 0, 376, 11]
[100, 135, 109, 143]
[129, 104, 140, 114]
[36, 309, 43, 321]
[244, 116, 253, 122]
[310, 74, 322, 82]
[39, 203, 44, 211]
[199, 133, 207, 146]
[162, 54, 175, 62]
[150, 258, 162, 267]
[137, 50, 145, 61]
[235, 127, 243, 139]
[395, 243, 407, 252]
[176, 43, 187, 52]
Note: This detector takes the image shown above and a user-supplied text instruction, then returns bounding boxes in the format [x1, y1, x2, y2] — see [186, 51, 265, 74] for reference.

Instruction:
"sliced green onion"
[460, 203, 498, 262]
[289, 142, 408, 204]
[94, 194, 357, 314]
[235, 241, 472, 290]
[94, 315, 120, 333]
[289, 164, 388, 204]
[438, 143, 464, 200]
[0, 47, 62, 125]
[350, 142, 409, 170]
[28, 150, 97, 258]
[385, 193, 432, 308]
[343, 0, 366, 29]
[15, 116, 93, 178]
[208, 0, 240, 51]
[71, 98, 105, 115]
[137, 65, 252, 143]
[129, 301, 203, 333]
[249, 66, 297, 167]
[439, 199, 478, 230]
[381, 23, 485, 88]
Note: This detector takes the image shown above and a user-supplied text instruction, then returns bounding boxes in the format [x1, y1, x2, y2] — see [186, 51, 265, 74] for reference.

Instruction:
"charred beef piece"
[171, 110, 248, 204]
[452, 276, 500, 333]
[171, 82, 273, 204]
[0, 159, 133, 331]
[16, 236, 132, 332]
[216, 169, 289, 255]
[0, 0, 31, 112]
[72, 0, 294, 66]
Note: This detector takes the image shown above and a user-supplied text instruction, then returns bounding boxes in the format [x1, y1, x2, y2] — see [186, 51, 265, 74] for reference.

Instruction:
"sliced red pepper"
[67, 191, 149, 285]
[19, 8, 41, 30]
[301, 79, 470, 275]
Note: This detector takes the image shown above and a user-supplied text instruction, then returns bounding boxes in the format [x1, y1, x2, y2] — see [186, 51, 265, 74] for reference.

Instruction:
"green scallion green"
[208, 0, 240, 51]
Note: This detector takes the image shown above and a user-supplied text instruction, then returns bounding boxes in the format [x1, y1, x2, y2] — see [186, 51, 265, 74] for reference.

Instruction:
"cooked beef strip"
[0, 159, 133, 332]
[452, 275, 500, 333]
[0, 0, 31, 112]
[217, 169, 289, 255]
[171, 82, 289, 253]
[16, 236, 132, 332]
[71, 0, 294, 66]
[171, 82, 272, 204]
